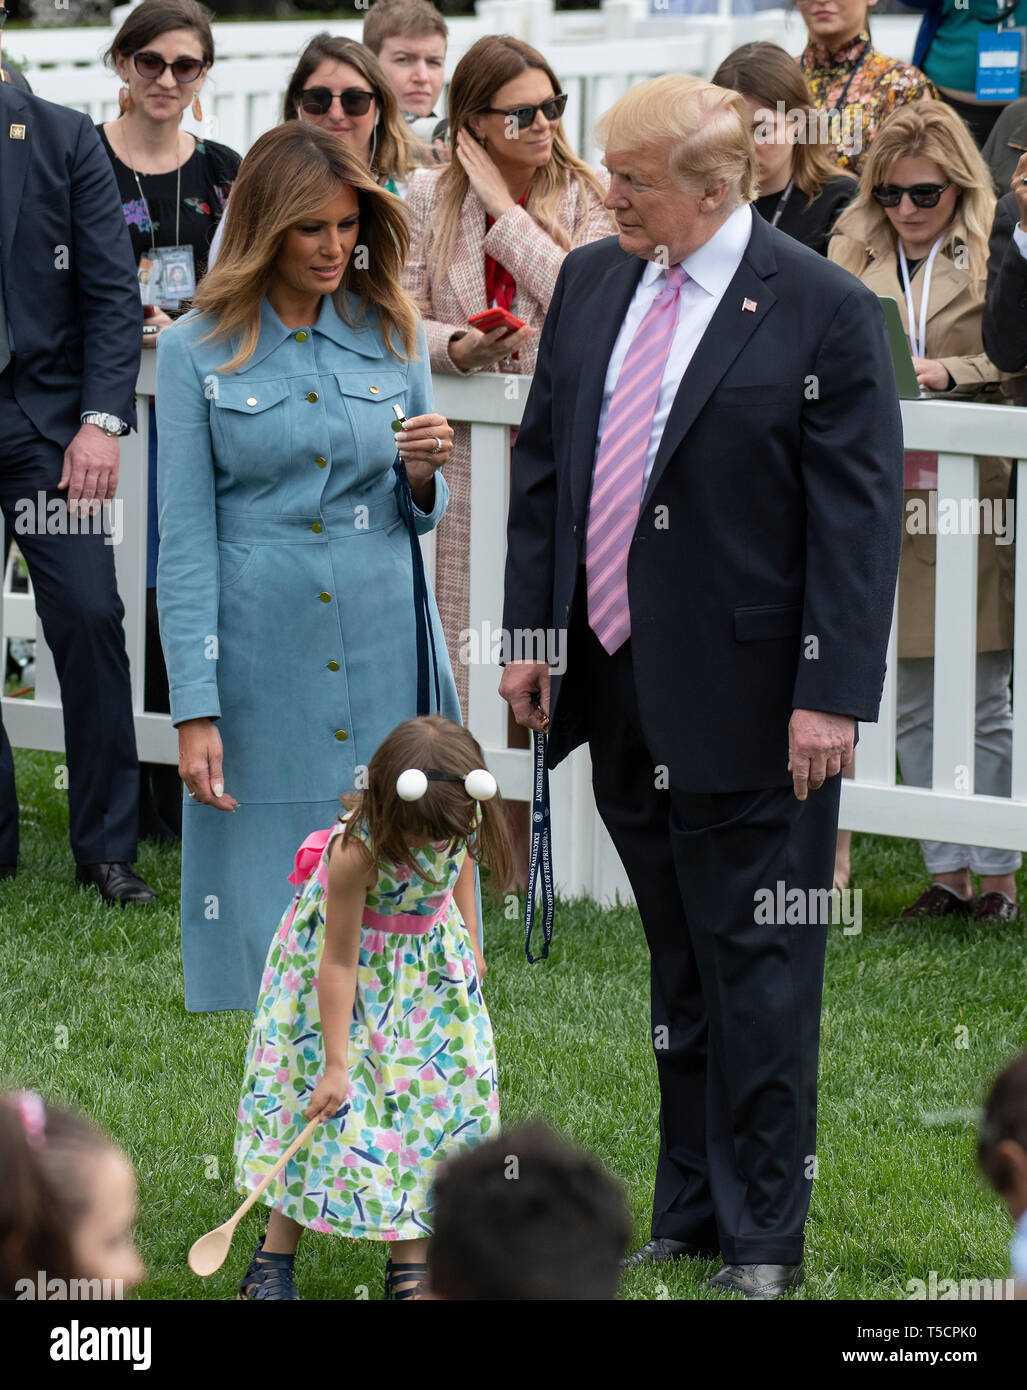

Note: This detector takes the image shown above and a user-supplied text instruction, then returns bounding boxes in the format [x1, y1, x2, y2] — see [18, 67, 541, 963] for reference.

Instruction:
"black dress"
[96, 126, 240, 285]
[97, 125, 240, 842]
[755, 175, 858, 256]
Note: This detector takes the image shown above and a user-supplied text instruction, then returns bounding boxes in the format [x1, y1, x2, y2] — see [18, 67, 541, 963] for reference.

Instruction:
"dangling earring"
[192, 94, 203, 122]
[118, 85, 134, 115]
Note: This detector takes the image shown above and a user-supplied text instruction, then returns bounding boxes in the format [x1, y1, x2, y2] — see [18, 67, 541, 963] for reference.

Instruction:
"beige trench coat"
[829, 209, 1021, 657]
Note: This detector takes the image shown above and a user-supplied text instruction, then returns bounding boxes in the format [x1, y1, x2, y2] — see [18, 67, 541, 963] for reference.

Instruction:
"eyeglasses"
[299, 87, 377, 117]
[478, 92, 567, 130]
[132, 51, 207, 84]
[871, 182, 952, 209]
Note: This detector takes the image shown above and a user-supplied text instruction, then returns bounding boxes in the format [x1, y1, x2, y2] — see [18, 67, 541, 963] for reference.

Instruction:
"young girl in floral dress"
[233, 716, 511, 1301]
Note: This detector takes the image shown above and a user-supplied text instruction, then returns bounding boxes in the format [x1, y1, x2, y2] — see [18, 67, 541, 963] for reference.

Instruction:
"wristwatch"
[81, 412, 126, 437]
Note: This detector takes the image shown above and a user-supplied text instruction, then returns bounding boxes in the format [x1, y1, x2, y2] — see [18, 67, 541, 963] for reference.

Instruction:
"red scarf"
[484, 189, 529, 310]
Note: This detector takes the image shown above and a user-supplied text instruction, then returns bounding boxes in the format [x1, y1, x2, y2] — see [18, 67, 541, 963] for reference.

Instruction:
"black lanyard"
[523, 727, 555, 962]
[828, 44, 868, 116]
[769, 178, 795, 228]
[392, 455, 441, 716]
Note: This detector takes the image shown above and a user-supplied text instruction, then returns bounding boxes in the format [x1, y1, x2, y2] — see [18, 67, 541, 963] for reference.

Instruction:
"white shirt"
[593, 202, 754, 491]
[1013, 220, 1027, 260]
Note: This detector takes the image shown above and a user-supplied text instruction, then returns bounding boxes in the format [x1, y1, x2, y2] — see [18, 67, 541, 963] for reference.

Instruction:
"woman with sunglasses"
[99, 0, 241, 845]
[403, 35, 613, 886]
[207, 35, 421, 271]
[713, 42, 857, 255]
[829, 100, 1023, 921]
[796, 0, 936, 174]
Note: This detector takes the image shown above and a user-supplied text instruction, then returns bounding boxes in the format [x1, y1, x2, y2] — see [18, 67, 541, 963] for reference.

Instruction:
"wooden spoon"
[188, 1113, 322, 1276]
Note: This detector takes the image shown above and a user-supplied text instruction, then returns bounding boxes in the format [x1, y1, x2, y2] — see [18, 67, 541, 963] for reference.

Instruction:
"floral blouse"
[799, 30, 938, 174]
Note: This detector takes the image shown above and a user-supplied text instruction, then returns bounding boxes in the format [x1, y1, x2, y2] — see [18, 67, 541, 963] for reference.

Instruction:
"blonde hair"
[192, 122, 419, 373]
[424, 35, 608, 299]
[594, 74, 758, 209]
[830, 99, 996, 281]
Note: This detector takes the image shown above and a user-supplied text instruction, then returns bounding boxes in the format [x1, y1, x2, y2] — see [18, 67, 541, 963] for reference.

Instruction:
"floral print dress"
[234, 816, 499, 1241]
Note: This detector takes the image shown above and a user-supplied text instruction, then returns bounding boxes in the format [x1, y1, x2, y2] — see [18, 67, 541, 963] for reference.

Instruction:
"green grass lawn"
[0, 747, 1023, 1300]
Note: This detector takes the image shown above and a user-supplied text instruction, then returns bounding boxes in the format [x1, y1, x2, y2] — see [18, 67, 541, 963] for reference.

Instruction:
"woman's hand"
[473, 944, 487, 983]
[1012, 150, 1027, 233]
[177, 717, 238, 811]
[454, 127, 515, 220]
[447, 323, 535, 373]
[305, 1061, 349, 1122]
[395, 412, 454, 490]
[142, 306, 174, 350]
[913, 357, 952, 392]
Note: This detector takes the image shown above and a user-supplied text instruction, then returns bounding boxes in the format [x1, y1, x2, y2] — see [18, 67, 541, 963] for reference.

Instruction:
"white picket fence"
[3, 353, 1026, 904]
[4, 4, 923, 164]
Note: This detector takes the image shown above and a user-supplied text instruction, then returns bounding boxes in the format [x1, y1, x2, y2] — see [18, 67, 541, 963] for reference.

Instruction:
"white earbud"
[396, 768, 428, 801]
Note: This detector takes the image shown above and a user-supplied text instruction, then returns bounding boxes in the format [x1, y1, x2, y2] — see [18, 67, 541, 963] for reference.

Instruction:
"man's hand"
[499, 659, 550, 733]
[1012, 150, 1027, 232]
[787, 709, 855, 801]
[59, 424, 119, 506]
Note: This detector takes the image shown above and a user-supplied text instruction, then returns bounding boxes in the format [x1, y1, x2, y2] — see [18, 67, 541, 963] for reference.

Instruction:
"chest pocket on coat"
[332, 370, 409, 481]
[210, 380, 292, 473]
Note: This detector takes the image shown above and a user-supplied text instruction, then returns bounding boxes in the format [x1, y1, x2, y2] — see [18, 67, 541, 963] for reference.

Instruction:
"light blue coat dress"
[155, 293, 461, 1012]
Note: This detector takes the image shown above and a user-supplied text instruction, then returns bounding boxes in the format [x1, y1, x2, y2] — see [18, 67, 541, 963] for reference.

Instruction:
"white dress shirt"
[1013, 220, 1027, 260]
[593, 202, 754, 490]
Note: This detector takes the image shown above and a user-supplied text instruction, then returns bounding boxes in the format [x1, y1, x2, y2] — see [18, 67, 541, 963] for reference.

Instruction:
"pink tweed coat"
[403, 164, 615, 715]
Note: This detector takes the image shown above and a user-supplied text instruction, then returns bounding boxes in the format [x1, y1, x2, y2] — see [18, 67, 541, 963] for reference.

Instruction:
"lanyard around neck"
[768, 178, 795, 228]
[898, 234, 946, 360]
[827, 41, 869, 115]
[120, 122, 182, 250]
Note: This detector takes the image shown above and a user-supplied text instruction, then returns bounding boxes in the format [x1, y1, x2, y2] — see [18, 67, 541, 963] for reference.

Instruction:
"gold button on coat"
[246, 397, 257, 406]
[327, 661, 339, 671]
[311, 522, 323, 533]
[316, 457, 327, 468]
[335, 730, 348, 741]
[295, 331, 308, 342]
[307, 391, 319, 403]
[319, 591, 331, 603]
[369, 385, 379, 394]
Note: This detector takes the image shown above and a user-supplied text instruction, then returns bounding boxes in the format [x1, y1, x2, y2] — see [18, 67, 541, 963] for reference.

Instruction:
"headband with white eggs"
[396, 767, 497, 803]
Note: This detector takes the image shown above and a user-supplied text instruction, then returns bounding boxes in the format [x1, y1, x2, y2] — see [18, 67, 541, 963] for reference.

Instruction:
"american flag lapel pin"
[742, 297, 757, 313]
[9, 124, 26, 140]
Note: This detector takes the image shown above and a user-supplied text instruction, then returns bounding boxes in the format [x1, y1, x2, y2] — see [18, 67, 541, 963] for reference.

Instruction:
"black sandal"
[238, 1235, 300, 1300]
[384, 1259, 427, 1301]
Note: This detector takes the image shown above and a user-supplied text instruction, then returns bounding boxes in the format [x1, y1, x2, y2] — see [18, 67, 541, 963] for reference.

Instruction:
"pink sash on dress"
[287, 826, 454, 933]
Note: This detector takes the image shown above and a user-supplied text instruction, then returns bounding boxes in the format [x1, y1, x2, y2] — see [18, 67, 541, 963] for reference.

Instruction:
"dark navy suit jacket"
[0, 81, 140, 448]
[502, 209, 905, 792]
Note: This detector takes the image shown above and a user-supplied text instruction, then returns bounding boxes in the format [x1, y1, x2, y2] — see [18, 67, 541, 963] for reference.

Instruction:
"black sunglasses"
[871, 182, 952, 209]
[132, 50, 207, 84]
[299, 87, 377, 117]
[479, 92, 567, 130]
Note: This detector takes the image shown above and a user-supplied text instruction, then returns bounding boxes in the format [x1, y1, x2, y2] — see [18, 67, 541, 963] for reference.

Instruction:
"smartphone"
[468, 307, 525, 335]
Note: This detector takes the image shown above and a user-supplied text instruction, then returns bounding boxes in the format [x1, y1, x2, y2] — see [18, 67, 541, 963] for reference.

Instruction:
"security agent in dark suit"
[983, 154, 1027, 376]
[500, 76, 903, 1298]
[0, 20, 155, 903]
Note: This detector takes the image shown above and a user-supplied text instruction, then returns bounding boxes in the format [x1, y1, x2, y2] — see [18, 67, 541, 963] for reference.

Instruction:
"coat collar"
[239, 291, 387, 371]
[0, 82, 29, 273]
[802, 29, 872, 73]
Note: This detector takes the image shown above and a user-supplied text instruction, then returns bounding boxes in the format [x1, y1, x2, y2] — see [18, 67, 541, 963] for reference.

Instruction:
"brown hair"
[280, 33, 420, 185]
[424, 35, 608, 298]
[340, 716, 512, 897]
[363, 0, 448, 54]
[830, 99, 996, 282]
[978, 1051, 1027, 1197]
[712, 42, 854, 205]
[192, 121, 419, 372]
[0, 1093, 117, 1300]
[104, 0, 215, 71]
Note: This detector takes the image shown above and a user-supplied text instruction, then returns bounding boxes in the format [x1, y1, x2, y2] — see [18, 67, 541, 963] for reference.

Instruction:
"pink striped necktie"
[586, 262, 688, 654]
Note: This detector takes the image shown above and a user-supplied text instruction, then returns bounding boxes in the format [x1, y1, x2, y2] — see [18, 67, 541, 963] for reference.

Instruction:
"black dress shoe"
[0, 865, 15, 882]
[621, 1237, 715, 1269]
[709, 1263, 804, 1299]
[75, 862, 157, 905]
